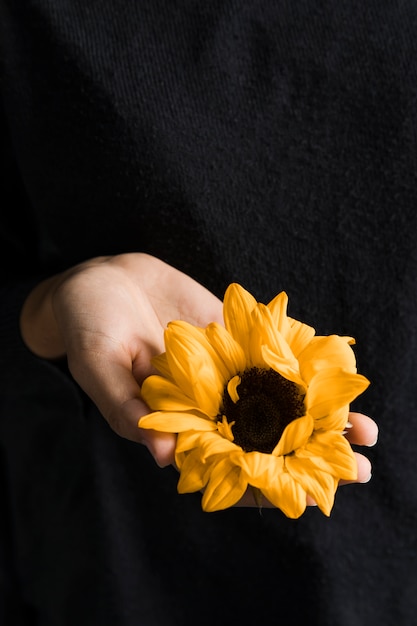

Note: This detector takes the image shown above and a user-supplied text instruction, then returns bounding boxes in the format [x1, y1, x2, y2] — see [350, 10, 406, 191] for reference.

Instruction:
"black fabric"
[1, 1, 416, 624]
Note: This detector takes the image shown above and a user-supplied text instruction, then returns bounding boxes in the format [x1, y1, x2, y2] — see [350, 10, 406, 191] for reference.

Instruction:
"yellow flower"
[139, 284, 370, 518]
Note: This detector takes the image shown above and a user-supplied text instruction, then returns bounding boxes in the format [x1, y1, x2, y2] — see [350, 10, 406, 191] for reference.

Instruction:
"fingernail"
[367, 436, 378, 447]
[361, 473, 372, 483]
[342, 422, 353, 435]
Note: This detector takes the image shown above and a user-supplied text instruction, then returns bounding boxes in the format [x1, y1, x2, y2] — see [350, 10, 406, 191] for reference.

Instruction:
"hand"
[20, 253, 223, 465]
[20, 253, 378, 507]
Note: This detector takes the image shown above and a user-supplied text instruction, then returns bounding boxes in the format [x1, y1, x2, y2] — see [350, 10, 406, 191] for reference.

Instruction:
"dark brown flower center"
[221, 367, 305, 453]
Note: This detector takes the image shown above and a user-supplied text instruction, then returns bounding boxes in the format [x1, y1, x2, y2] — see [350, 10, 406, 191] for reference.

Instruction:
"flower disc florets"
[221, 368, 306, 453]
[139, 283, 370, 519]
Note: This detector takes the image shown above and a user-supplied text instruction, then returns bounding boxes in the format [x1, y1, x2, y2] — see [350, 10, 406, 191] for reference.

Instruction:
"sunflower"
[139, 284, 370, 518]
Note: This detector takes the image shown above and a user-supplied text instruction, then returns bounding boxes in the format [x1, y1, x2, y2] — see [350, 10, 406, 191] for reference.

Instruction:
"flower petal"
[164, 322, 224, 416]
[139, 411, 217, 432]
[250, 304, 297, 368]
[202, 456, 247, 512]
[273, 414, 313, 457]
[141, 375, 203, 412]
[298, 335, 358, 383]
[205, 322, 247, 377]
[177, 449, 210, 493]
[194, 431, 238, 461]
[314, 405, 349, 431]
[175, 449, 187, 469]
[217, 415, 235, 441]
[150, 352, 173, 380]
[286, 317, 316, 357]
[261, 471, 307, 519]
[306, 368, 370, 419]
[238, 451, 284, 488]
[296, 431, 358, 480]
[262, 344, 306, 388]
[267, 291, 291, 336]
[266, 291, 316, 357]
[227, 375, 241, 403]
[223, 283, 257, 356]
[286, 456, 339, 516]
[175, 431, 202, 455]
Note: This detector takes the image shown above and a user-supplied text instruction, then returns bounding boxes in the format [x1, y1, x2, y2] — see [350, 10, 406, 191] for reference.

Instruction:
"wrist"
[20, 274, 67, 359]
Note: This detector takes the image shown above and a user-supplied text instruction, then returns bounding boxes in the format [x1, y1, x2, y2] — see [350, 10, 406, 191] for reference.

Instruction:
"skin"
[20, 253, 378, 508]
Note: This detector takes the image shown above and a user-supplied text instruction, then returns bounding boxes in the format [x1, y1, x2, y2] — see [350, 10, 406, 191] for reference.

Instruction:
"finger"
[345, 412, 378, 447]
[138, 429, 177, 468]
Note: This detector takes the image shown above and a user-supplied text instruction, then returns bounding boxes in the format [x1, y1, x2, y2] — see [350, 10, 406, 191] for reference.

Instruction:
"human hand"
[20, 253, 223, 465]
[20, 253, 378, 507]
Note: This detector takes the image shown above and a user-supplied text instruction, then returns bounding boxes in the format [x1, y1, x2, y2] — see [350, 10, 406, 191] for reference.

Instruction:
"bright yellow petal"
[286, 317, 316, 357]
[266, 291, 316, 357]
[267, 291, 291, 336]
[217, 415, 235, 441]
[298, 335, 358, 383]
[193, 431, 238, 461]
[262, 345, 305, 388]
[296, 431, 358, 480]
[238, 451, 284, 488]
[175, 431, 202, 455]
[285, 456, 339, 516]
[202, 456, 247, 512]
[272, 413, 313, 456]
[205, 322, 247, 377]
[164, 322, 224, 416]
[175, 430, 240, 463]
[150, 352, 173, 381]
[314, 405, 349, 431]
[261, 471, 307, 519]
[227, 375, 241, 403]
[223, 283, 257, 356]
[175, 449, 187, 469]
[139, 411, 217, 432]
[306, 368, 370, 419]
[141, 375, 203, 412]
[177, 449, 210, 493]
[163, 324, 208, 397]
[250, 304, 297, 368]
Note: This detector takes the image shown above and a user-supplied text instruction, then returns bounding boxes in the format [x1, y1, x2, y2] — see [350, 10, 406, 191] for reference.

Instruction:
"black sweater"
[1, 2, 416, 625]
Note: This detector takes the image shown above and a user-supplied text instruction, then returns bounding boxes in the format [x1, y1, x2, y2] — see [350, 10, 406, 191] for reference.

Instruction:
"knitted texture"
[1, 2, 417, 624]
